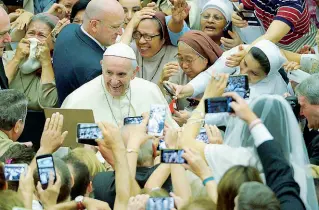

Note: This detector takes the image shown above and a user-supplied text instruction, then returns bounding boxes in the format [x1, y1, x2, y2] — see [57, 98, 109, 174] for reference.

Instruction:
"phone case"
[148, 105, 166, 136]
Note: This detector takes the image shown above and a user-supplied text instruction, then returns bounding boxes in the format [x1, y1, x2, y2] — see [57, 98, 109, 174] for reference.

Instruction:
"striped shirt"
[240, 0, 316, 51]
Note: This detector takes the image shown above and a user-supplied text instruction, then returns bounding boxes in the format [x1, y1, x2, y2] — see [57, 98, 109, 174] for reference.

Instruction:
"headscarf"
[201, 0, 234, 27]
[248, 40, 288, 97]
[178, 30, 223, 66]
[150, 11, 172, 45]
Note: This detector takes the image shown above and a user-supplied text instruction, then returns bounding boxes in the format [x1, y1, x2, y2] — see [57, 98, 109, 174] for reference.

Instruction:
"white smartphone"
[287, 69, 311, 84]
[4, 164, 28, 181]
[148, 104, 166, 136]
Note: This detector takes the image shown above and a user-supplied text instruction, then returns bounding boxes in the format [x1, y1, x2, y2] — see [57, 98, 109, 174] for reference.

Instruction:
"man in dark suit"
[0, 6, 11, 89]
[295, 73, 319, 165]
[53, 0, 124, 105]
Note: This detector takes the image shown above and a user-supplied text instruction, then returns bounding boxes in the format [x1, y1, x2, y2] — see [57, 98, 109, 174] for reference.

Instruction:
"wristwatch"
[75, 195, 85, 210]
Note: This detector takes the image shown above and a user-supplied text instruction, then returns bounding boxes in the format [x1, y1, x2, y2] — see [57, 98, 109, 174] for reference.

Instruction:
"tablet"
[44, 108, 95, 148]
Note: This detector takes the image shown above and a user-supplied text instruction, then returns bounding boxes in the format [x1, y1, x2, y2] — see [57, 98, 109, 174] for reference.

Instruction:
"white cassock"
[62, 75, 179, 128]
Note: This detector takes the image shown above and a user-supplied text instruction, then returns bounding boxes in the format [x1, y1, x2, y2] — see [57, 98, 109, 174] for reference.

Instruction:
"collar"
[81, 26, 106, 51]
[0, 130, 9, 139]
[142, 45, 166, 62]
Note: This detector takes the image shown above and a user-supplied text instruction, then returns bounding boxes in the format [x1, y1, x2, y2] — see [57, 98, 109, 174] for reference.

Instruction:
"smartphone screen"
[225, 75, 249, 98]
[36, 155, 56, 187]
[77, 123, 103, 146]
[161, 149, 187, 164]
[205, 97, 233, 113]
[196, 128, 209, 144]
[157, 138, 167, 150]
[146, 197, 174, 210]
[148, 105, 166, 137]
[124, 116, 143, 125]
[4, 164, 28, 181]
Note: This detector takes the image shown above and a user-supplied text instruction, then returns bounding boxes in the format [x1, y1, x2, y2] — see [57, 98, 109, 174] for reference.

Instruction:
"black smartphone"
[2, 0, 23, 6]
[146, 197, 174, 210]
[225, 75, 249, 98]
[161, 149, 187, 164]
[205, 97, 233, 113]
[76, 123, 103, 146]
[186, 98, 200, 107]
[36, 154, 56, 189]
[163, 83, 175, 97]
[124, 116, 143, 125]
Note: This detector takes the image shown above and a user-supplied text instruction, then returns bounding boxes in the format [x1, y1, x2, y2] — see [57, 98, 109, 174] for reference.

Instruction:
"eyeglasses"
[132, 31, 160, 41]
[201, 13, 225, 22]
[174, 54, 200, 66]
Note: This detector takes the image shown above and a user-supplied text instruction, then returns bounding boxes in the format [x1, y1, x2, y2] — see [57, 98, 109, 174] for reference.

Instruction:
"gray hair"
[29, 13, 59, 31]
[0, 89, 28, 131]
[237, 182, 280, 210]
[137, 139, 153, 166]
[295, 73, 319, 105]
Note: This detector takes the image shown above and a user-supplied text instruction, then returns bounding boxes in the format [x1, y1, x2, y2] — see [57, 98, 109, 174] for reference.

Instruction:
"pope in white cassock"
[62, 42, 179, 128]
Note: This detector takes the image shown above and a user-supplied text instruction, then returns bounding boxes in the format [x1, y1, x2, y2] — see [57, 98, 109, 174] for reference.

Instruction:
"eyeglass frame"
[201, 13, 225, 22]
[132, 31, 161, 41]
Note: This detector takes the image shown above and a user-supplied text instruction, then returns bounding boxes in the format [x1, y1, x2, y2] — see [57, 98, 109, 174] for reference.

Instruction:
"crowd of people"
[0, 0, 319, 209]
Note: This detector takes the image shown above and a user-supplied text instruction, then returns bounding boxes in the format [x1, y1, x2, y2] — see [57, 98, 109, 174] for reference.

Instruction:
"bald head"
[83, 0, 124, 24]
[82, 0, 124, 46]
[0, 7, 11, 56]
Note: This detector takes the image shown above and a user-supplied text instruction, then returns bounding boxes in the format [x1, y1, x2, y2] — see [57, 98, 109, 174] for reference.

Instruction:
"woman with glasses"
[160, 30, 223, 125]
[167, 0, 243, 51]
[122, 10, 178, 84]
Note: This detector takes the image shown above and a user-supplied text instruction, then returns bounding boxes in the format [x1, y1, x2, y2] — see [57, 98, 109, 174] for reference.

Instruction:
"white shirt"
[80, 26, 106, 51]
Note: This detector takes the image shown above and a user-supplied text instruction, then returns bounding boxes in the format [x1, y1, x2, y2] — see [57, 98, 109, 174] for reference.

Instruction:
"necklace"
[141, 47, 167, 81]
[101, 77, 132, 126]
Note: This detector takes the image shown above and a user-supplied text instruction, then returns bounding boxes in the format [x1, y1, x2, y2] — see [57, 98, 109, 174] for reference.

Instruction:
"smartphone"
[157, 138, 167, 150]
[2, 0, 23, 6]
[287, 69, 311, 84]
[163, 83, 175, 97]
[186, 98, 200, 107]
[205, 97, 233, 113]
[36, 154, 56, 189]
[232, 2, 261, 26]
[161, 149, 187, 164]
[146, 197, 174, 210]
[4, 164, 28, 181]
[225, 75, 249, 98]
[148, 104, 166, 136]
[196, 128, 209, 144]
[76, 123, 103, 146]
[124, 116, 143, 125]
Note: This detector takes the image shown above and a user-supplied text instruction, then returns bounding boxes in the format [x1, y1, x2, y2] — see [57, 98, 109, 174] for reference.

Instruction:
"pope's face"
[102, 56, 136, 97]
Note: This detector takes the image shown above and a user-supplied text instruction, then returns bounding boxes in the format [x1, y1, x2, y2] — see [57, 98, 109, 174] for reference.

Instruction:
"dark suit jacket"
[53, 24, 104, 105]
[303, 124, 319, 165]
[257, 140, 306, 210]
[0, 58, 8, 89]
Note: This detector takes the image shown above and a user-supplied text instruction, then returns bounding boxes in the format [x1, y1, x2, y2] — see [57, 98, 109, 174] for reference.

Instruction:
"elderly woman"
[3, 13, 59, 110]
[122, 10, 178, 84]
[166, 0, 242, 50]
[160, 30, 223, 125]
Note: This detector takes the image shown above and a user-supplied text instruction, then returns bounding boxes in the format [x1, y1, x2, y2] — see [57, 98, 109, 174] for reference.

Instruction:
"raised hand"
[40, 112, 68, 153]
[220, 31, 243, 50]
[170, 0, 190, 23]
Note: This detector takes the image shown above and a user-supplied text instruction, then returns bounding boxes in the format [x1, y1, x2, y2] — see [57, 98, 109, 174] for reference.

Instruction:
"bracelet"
[202, 176, 215, 186]
[127, 148, 139, 154]
[248, 119, 263, 131]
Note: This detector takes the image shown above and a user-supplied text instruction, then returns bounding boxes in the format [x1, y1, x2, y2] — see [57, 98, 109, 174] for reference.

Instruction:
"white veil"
[224, 95, 318, 210]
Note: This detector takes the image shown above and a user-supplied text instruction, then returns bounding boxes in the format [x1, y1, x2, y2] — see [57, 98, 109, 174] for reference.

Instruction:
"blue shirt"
[33, 0, 55, 14]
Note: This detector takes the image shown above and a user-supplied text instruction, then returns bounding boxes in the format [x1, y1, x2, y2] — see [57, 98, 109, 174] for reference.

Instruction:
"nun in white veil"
[169, 39, 289, 99]
[213, 95, 318, 210]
